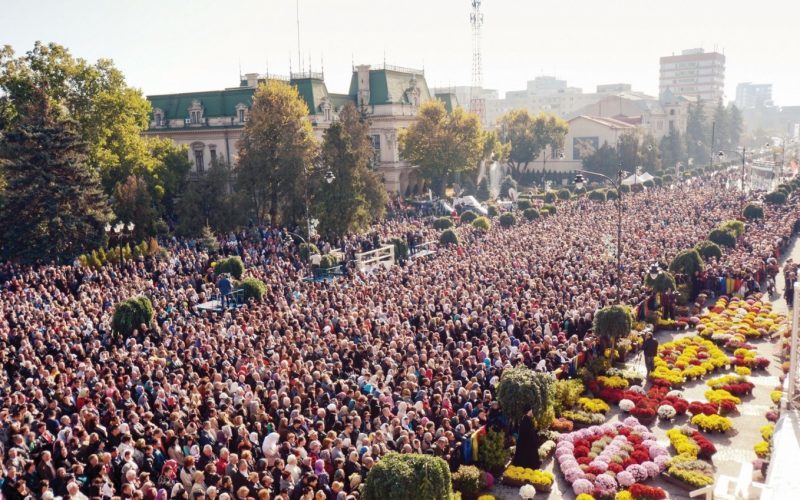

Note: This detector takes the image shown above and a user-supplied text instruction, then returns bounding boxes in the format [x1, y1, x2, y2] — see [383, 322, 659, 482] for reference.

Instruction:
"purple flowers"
[617, 470, 635, 487]
[626, 463, 648, 482]
[572, 478, 594, 495]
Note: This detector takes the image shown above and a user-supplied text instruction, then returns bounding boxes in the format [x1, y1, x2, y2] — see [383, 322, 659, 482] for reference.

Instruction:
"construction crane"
[469, 0, 485, 120]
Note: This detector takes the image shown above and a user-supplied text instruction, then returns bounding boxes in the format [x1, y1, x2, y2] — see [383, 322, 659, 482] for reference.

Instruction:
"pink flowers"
[572, 478, 593, 495]
[617, 470, 635, 487]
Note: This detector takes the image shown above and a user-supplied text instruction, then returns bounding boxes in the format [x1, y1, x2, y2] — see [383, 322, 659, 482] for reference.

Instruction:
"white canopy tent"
[621, 171, 654, 185]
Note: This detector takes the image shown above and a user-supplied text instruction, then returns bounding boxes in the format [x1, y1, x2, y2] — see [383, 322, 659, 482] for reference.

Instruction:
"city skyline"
[2, 0, 799, 106]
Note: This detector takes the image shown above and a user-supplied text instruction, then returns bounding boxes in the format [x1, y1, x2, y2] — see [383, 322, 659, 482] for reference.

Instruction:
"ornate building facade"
[144, 64, 459, 194]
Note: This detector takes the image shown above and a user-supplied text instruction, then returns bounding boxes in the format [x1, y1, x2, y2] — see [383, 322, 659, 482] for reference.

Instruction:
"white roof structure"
[621, 171, 654, 185]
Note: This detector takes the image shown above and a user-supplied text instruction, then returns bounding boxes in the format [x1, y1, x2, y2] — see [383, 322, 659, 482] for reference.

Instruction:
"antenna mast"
[469, 0, 485, 121]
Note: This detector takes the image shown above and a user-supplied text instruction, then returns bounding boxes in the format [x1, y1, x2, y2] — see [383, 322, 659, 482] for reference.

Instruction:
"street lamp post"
[104, 221, 135, 264]
[303, 165, 336, 241]
[575, 168, 625, 302]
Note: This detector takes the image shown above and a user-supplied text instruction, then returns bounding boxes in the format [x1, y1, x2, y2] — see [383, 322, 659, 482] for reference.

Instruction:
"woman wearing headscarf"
[260, 433, 280, 467]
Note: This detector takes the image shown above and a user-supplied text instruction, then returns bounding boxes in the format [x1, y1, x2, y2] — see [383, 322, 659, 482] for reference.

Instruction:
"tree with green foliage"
[432, 217, 453, 230]
[720, 220, 745, 238]
[593, 305, 633, 359]
[694, 240, 722, 261]
[709, 228, 736, 248]
[476, 176, 491, 201]
[197, 225, 219, 252]
[686, 101, 710, 165]
[399, 100, 483, 196]
[459, 210, 478, 224]
[669, 248, 704, 278]
[523, 208, 540, 220]
[237, 81, 318, 225]
[499, 212, 516, 227]
[215, 256, 245, 279]
[496, 366, 554, 427]
[728, 104, 743, 147]
[764, 191, 787, 205]
[237, 277, 266, 301]
[517, 199, 532, 211]
[112, 296, 153, 338]
[363, 453, 452, 500]
[176, 158, 243, 236]
[556, 188, 571, 200]
[659, 129, 686, 172]
[640, 134, 661, 171]
[389, 237, 409, 261]
[0, 90, 112, 263]
[112, 175, 158, 240]
[581, 142, 620, 179]
[498, 109, 567, 181]
[471, 216, 490, 231]
[500, 174, 517, 199]
[618, 133, 641, 173]
[0, 42, 190, 217]
[712, 101, 731, 152]
[313, 103, 387, 238]
[646, 270, 677, 293]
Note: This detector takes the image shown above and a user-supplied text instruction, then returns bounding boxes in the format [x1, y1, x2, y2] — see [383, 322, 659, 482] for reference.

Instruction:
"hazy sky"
[3, 0, 799, 105]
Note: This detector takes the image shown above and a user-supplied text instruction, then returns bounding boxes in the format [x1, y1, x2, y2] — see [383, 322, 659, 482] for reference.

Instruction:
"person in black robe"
[511, 409, 544, 469]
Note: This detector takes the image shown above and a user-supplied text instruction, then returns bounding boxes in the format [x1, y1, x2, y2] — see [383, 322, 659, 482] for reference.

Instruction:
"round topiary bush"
[593, 305, 633, 359]
[619, 184, 631, 193]
[318, 254, 339, 269]
[215, 256, 245, 279]
[471, 216, 491, 231]
[459, 210, 478, 224]
[498, 212, 516, 228]
[487, 203, 499, 217]
[439, 229, 459, 247]
[720, 220, 745, 238]
[363, 453, 452, 500]
[523, 208, 540, 221]
[765, 191, 787, 205]
[112, 295, 153, 337]
[605, 189, 619, 201]
[299, 243, 320, 261]
[517, 199, 532, 211]
[497, 366, 555, 427]
[669, 248, 704, 276]
[643, 179, 655, 189]
[653, 176, 663, 187]
[742, 204, 764, 220]
[542, 204, 557, 215]
[588, 190, 607, 201]
[646, 270, 677, 293]
[709, 228, 736, 248]
[238, 277, 267, 301]
[432, 217, 454, 230]
[556, 188, 571, 200]
[695, 240, 722, 261]
[543, 191, 556, 203]
[662, 174, 673, 183]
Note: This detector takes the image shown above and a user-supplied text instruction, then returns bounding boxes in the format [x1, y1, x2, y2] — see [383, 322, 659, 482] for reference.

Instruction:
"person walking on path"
[643, 332, 659, 376]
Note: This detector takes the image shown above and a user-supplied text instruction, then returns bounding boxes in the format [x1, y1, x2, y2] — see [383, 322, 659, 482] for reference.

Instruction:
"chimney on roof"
[245, 73, 259, 88]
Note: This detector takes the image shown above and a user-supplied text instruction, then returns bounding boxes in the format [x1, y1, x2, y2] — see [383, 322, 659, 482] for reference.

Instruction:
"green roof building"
[145, 64, 436, 194]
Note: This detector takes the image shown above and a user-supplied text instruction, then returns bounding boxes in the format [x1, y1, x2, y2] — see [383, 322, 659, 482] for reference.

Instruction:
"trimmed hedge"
[605, 189, 619, 201]
[709, 228, 736, 248]
[432, 217, 454, 230]
[543, 191, 556, 203]
[720, 220, 745, 238]
[439, 229, 459, 247]
[669, 248, 704, 276]
[517, 199, 532, 211]
[112, 296, 153, 337]
[318, 254, 339, 269]
[695, 240, 722, 261]
[765, 191, 787, 205]
[742, 204, 764, 220]
[363, 453, 452, 500]
[459, 210, 478, 224]
[643, 179, 655, 189]
[215, 256, 245, 279]
[487, 204, 499, 217]
[523, 208, 540, 220]
[556, 188, 571, 200]
[587, 190, 607, 201]
[299, 243, 319, 261]
[472, 216, 491, 231]
[498, 213, 516, 228]
[238, 277, 267, 301]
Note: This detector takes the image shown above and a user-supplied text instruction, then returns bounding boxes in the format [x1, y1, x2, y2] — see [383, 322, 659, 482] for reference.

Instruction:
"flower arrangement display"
[503, 466, 554, 491]
[627, 483, 667, 499]
[652, 337, 728, 387]
[562, 410, 606, 426]
[754, 440, 771, 459]
[477, 495, 495, 500]
[518, 484, 536, 499]
[538, 440, 556, 460]
[735, 366, 752, 376]
[761, 424, 774, 441]
[550, 417, 574, 432]
[597, 375, 629, 389]
[576, 494, 596, 500]
[766, 409, 780, 422]
[555, 418, 669, 497]
[687, 400, 736, 416]
[706, 374, 755, 396]
[606, 367, 645, 386]
[699, 295, 786, 341]
[704, 389, 742, 406]
[691, 413, 733, 433]
[657, 404, 676, 420]
[664, 454, 716, 488]
[578, 397, 611, 414]
[619, 399, 636, 412]
[770, 390, 783, 405]
[666, 427, 716, 459]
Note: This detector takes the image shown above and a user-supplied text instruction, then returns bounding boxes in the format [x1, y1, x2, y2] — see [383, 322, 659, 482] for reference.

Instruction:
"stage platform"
[763, 407, 800, 499]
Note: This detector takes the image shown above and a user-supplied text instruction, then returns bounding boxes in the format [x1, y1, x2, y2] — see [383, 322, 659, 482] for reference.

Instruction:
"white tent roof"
[621, 171, 654, 185]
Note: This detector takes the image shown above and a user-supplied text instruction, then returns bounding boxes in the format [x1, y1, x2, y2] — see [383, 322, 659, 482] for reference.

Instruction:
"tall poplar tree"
[0, 90, 112, 262]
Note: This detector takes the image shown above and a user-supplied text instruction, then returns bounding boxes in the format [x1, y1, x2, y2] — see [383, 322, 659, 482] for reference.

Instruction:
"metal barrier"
[355, 244, 395, 272]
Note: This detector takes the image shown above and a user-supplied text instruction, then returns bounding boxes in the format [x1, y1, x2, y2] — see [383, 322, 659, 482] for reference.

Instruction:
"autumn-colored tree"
[399, 100, 483, 196]
[313, 103, 387, 238]
[112, 175, 158, 240]
[237, 81, 318, 224]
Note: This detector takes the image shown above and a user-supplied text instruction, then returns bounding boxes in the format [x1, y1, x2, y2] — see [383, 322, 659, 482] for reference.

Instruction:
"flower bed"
[691, 413, 733, 433]
[555, 418, 669, 497]
[651, 337, 728, 387]
[666, 427, 717, 459]
[699, 295, 786, 341]
[663, 454, 716, 489]
[562, 410, 606, 427]
[706, 374, 755, 396]
[502, 466, 554, 492]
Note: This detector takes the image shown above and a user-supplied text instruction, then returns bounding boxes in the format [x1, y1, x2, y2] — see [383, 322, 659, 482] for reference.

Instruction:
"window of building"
[191, 110, 201, 124]
[370, 135, 381, 166]
[154, 109, 164, 127]
[194, 150, 204, 172]
[210, 147, 217, 164]
[238, 109, 245, 123]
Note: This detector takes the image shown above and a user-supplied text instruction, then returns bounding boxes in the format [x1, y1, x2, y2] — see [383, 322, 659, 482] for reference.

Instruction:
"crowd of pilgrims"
[0, 172, 797, 500]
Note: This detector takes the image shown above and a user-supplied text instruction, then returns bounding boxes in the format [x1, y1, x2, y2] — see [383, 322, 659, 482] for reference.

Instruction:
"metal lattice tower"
[469, 0, 485, 120]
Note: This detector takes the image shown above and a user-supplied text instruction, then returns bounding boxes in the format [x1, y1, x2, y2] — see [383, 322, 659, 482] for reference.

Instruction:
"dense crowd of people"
[0, 173, 797, 500]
